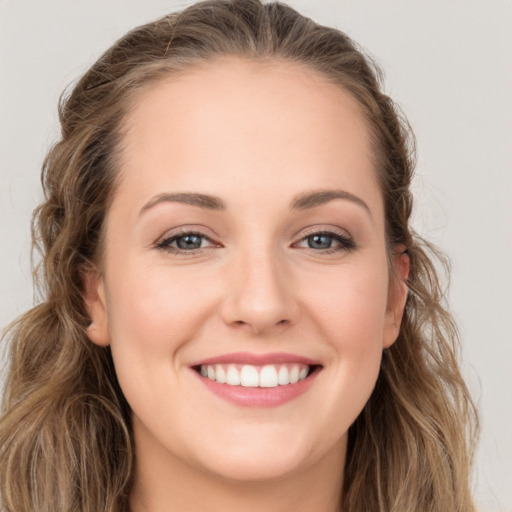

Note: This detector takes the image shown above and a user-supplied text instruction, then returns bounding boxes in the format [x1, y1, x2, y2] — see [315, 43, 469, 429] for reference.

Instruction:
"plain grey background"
[1, 1, 511, 510]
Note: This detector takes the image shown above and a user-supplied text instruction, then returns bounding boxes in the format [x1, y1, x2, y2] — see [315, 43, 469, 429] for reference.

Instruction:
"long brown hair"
[0, 1, 478, 510]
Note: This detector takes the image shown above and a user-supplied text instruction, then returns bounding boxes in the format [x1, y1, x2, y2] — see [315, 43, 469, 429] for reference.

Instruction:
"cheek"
[301, 261, 388, 395]
[104, 264, 220, 426]
[105, 262, 218, 365]
[277, 262, 389, 455]
[302, 261, 389, 343]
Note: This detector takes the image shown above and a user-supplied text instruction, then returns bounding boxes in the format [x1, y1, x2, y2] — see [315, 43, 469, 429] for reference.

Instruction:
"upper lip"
[190, 351, 322, 367]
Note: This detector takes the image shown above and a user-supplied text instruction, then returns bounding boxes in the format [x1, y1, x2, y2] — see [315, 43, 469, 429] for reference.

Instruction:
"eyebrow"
[139, 188, 371, 217]
[290, 189, 371, 216]
[139, 192, 225, 215]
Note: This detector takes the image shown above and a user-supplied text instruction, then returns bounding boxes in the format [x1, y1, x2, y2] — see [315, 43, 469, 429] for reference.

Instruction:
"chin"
[200, 450, 306, 483]
[189, 427, 321, 483]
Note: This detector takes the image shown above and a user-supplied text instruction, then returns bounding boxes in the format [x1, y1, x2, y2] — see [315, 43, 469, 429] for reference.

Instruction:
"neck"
[129, 425, 346, 512]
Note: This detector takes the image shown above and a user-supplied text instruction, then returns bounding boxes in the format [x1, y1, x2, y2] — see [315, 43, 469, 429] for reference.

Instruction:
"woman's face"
[85, 58, 407, 483]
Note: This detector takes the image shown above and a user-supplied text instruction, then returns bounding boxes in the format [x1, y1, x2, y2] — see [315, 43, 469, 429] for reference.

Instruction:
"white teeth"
[215, 364, 226, 384]
[199, 363, 312, 388]
[289, 365, 300, 384]
[260, 365, 278, 387]
[226, 364, 241, 386]
[278, 365, 290, 385]
[240, 365, 259, 387]
[299, 366, 309, 380]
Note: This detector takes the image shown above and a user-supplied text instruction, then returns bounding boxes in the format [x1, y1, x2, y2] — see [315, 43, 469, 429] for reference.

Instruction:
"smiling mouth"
[192, 363, 322, 388]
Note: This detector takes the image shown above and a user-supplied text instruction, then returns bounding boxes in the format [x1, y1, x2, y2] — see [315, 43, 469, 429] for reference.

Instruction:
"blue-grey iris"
[308, 234, 332, 249]
[177, 235, 203, 250]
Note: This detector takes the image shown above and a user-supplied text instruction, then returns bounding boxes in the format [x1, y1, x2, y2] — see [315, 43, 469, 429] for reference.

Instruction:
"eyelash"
[294, 230, 355, 254]
[155, 230, 216, 254]
[155, 229, 355, 255]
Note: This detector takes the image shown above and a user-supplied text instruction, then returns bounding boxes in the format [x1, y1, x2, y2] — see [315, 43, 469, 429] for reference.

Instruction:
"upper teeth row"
[200, 363, 310, 388]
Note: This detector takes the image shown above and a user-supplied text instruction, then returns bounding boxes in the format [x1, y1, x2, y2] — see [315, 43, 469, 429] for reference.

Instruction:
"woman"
[0, 1, 478, 511]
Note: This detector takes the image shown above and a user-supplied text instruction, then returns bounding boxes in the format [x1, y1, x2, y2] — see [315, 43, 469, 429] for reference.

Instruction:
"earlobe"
[82, 268, 111, 347]
[383, 245, 410, 349]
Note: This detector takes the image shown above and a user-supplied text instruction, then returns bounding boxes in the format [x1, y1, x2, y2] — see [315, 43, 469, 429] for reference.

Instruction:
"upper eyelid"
[295, 225, 353, 240]
[297, 230, 350, 241]
[155, 225, 218, 243]
[165, 230, 213, 240]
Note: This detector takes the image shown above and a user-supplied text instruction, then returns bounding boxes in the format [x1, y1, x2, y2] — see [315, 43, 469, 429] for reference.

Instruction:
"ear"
[82, 267, 111, 347]
[383, 244, 410, 349]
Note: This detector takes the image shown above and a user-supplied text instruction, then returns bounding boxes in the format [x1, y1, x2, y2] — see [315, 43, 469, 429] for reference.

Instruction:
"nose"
[220, 246, 299, 335]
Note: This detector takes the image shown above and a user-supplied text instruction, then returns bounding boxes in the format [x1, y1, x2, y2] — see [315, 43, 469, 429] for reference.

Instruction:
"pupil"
[177, 235, 202, 250]
[308, 234, 332, 249]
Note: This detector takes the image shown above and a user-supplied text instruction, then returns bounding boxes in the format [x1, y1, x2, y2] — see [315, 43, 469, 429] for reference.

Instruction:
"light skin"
[84, 57, 408, 512]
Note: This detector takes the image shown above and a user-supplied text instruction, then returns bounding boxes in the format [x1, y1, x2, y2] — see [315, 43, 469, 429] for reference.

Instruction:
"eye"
[295, 230, 355, 253]
[156, 231, 216, 253]
[306, 234, 335, 250]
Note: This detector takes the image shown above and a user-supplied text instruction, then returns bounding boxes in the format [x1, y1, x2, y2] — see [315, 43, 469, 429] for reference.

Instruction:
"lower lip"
[193, 369, 321, 408]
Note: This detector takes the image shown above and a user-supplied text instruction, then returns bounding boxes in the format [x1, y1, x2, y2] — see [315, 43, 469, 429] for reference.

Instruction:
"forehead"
[116, 57, 382, 218]
[122, 56, 371, 149]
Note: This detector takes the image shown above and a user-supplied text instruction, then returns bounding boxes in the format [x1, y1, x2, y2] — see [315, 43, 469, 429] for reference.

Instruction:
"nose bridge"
[221, 238, 298, 334]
